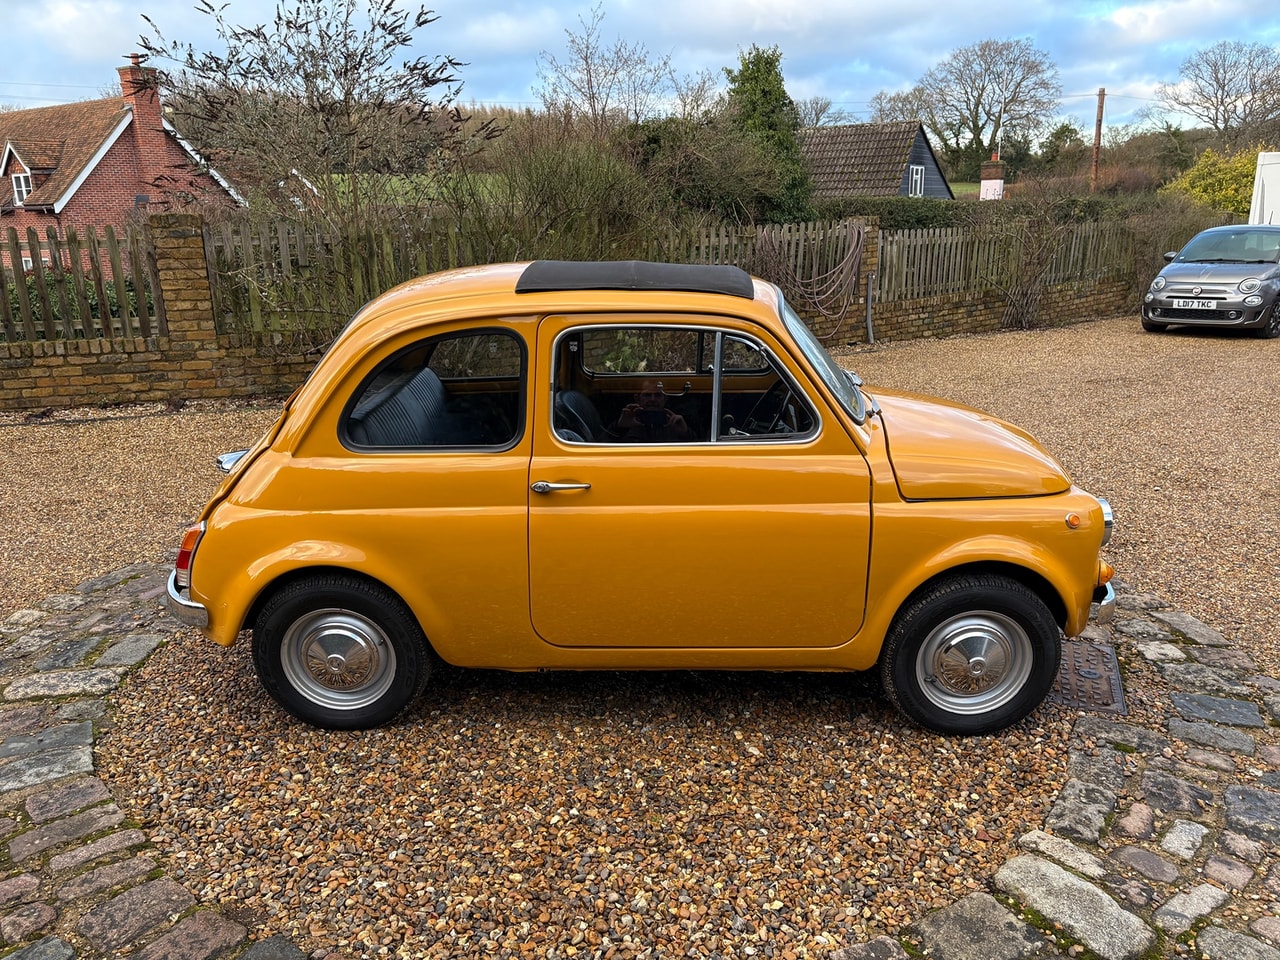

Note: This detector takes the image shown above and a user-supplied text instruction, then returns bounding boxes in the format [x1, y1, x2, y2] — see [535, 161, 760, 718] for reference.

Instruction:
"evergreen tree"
[722, 45, 812, 222]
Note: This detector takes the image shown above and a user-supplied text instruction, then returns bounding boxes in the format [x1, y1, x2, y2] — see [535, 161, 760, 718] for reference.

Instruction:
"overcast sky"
[3, 0, 1278, 138]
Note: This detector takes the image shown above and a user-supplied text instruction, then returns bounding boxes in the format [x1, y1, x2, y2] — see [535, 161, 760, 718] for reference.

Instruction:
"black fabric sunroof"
[515, 260, 755, 300]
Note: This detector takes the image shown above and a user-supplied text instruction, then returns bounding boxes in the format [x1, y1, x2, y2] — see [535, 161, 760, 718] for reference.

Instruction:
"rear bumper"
[165, 570, 209, 630]
[1091, 582, 1116, 625]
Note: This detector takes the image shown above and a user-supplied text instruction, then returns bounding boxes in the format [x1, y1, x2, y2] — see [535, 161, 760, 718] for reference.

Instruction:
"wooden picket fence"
[203, 218, 478, 344]
[0, 225, 164, 342]
[647, 218, 862, 278]
[203, 216, 868, 346]
[876, 221, 1137, 302]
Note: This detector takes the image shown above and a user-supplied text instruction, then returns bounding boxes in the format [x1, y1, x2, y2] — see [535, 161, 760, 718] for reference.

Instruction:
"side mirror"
[1163, 251, 1177, 262]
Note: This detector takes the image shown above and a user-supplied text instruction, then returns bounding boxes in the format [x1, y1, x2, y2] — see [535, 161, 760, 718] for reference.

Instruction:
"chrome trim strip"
[216, 449, 249, 474]
[1097, 497, 1113, 545]
[165, 570, 209, 629]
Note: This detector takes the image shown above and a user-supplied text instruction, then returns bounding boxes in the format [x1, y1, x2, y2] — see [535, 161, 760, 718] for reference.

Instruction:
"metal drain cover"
[1048, 640, 1127, 715]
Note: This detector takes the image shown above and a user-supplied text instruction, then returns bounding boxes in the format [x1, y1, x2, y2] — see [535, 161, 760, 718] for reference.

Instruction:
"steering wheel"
[742, 380, 796, 435]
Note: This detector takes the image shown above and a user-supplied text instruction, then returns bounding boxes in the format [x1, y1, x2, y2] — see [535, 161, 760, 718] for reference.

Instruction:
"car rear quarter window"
[344, 329, 525, 450]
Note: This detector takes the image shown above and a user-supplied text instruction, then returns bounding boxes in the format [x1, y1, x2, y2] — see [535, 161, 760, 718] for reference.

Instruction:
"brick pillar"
[860, 217, 881, 344]
[150, 213, 216, 345]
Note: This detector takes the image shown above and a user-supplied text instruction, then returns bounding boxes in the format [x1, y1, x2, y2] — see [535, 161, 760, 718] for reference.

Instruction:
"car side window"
[552, 326, 815, 444]
[345, 330, 525, 449]
[718, 335, 817, 441]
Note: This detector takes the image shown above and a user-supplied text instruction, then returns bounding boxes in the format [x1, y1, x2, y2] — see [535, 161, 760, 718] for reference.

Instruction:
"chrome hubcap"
[281, 608, 396, 710]
[917, 611, 1033, 715]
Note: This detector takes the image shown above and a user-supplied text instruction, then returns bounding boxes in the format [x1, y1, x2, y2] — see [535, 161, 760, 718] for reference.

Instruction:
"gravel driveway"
[4, 315, 1277, 957]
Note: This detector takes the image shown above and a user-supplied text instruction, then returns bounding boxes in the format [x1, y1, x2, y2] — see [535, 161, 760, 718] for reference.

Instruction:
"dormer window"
[12, 172, 33, 204]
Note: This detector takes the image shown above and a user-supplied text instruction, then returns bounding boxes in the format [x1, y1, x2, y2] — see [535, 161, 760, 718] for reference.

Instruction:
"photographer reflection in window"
[610, 379, 691, 442]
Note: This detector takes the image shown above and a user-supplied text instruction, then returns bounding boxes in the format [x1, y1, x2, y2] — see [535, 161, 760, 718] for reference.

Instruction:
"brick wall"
[0, 214, 314, 411]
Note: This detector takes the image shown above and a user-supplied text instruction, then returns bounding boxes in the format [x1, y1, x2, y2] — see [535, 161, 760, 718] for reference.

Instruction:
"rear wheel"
[879, 574, 1061, 735]
[252, 574, 431, 729]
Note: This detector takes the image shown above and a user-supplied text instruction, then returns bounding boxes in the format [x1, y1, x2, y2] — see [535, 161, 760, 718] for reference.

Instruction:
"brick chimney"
[117, 53, 167, 200]
[979, 152, 1006, 201]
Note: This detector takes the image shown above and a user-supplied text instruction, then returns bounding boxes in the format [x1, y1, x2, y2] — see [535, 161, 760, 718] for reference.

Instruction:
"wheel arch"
[883, 560, 1067, 652]
[245, 564, 441, 659]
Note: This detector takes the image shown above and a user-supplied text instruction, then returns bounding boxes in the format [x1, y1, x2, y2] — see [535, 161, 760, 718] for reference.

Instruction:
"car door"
[528, 314, 872, 650]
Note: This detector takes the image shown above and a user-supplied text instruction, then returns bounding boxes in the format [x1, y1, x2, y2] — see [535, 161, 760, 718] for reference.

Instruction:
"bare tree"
[672, 68, 720, 121]
[915, 38, 1061, 179]
[867, 87, 928, 123]
[796, 95, 852, 128]
[1154, 41, 1280, 146]
[535, 3, 672, 138]
[142, 0, 484, 225]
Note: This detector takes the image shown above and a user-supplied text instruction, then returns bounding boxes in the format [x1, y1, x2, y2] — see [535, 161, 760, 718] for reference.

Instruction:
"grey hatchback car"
[1142, 224, 1280, 338]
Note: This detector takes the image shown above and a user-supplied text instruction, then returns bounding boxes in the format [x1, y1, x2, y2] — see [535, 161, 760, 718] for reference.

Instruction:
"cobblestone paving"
[0, 565, 1277, 958]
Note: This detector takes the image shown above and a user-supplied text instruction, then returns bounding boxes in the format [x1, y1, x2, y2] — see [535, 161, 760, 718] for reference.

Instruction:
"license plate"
[1172, 299, 1215, 309]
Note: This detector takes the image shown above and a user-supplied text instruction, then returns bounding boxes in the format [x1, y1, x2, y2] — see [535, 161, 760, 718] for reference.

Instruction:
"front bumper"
[165, 570, 209, 629]
[1142, 297, 1275, 329]
[1091, 582, 1116, 625]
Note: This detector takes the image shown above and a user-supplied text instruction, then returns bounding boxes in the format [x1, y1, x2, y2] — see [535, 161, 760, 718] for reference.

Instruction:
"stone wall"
[869, 278, 1133, 342]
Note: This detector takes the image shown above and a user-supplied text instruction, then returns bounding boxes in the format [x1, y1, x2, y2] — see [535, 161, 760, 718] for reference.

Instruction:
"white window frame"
[908, 164, 925, 197]
[11, 172, 33, 205]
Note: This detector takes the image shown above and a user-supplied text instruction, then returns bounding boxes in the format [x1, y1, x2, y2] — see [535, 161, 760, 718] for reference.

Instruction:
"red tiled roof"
[0, 98, 130, 208]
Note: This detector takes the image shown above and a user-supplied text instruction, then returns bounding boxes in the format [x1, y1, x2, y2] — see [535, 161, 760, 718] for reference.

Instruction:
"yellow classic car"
[167, 260, 1114, 735]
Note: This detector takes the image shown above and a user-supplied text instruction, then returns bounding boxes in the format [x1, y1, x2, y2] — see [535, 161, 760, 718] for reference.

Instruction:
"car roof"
[515, 260, 756, 299]
[341, 261, 781, 343]
[1196, 224, 1280, 235]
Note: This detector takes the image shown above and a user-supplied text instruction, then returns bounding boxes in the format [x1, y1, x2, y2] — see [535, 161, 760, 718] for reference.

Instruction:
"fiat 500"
[1142, 223, 1280, 338]
[167, 260, 1114, 735]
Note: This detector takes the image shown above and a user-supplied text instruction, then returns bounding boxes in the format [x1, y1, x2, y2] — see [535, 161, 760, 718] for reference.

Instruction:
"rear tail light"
[175, 522, 206, 590]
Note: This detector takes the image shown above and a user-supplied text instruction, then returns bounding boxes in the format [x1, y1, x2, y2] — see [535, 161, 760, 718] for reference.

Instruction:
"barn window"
[908, 164, 925, 197]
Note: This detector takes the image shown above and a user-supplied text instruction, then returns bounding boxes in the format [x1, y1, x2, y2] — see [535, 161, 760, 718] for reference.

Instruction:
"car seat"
[554, 390, 605, 441]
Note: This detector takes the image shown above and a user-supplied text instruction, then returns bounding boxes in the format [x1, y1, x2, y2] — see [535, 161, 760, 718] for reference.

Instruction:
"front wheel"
[252, 574, 431, 729]
[1252, 304, 1280, 339]
[879, 574, 1061, 735]
[1141, 318, 1167, 332]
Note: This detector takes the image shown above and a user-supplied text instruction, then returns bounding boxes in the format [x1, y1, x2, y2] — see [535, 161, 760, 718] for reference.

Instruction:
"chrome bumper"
[165, 570, 209, 629]
[1091, 582, 1116, 625]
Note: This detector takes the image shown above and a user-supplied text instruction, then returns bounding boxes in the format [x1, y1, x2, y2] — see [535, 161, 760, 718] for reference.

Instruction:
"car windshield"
[1177, 229, 1280, 264]
[779, 294, 866, 424]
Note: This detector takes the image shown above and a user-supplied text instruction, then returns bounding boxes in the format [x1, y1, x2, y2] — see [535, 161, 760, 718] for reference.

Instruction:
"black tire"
[878, 574, 1061, 735]
[1141, 318, 1167, 332]
[1252, 304, 1280, 339]
[252, 573, 431, 729]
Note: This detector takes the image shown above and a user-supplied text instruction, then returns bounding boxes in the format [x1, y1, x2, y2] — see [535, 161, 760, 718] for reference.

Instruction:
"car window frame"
[550, 321, 820, 447]
[339, 325, 529, 453]
[779, 294, 867, 425]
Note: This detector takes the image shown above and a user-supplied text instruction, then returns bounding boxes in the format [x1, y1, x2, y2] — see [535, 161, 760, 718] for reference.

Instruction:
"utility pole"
[1091, 87, 1105, 193]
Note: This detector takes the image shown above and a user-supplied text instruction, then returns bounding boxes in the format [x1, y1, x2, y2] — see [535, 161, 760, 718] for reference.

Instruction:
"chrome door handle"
[531, 481, 591, 494]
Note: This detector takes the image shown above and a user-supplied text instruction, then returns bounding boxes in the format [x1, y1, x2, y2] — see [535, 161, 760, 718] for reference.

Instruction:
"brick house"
[802, 121, 954, 202]
[0, 54, 239, 266]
